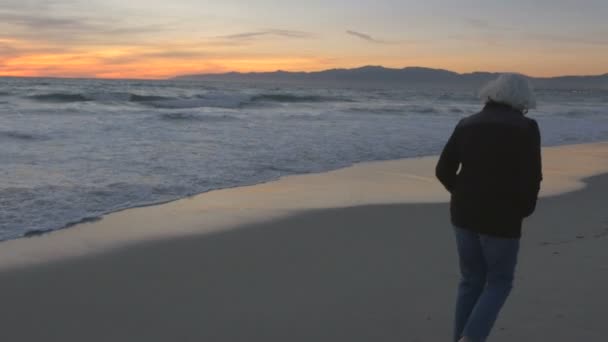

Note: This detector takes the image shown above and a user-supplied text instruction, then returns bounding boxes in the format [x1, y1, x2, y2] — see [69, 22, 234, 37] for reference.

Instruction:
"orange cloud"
[0, 35, 337, 79]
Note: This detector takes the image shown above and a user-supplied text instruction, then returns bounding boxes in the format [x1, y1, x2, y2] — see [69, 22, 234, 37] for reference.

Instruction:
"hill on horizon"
[174, 66, 608, 88]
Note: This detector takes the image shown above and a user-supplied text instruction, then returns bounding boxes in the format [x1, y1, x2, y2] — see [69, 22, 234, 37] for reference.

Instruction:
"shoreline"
[12, 140, 608, 241]
[1, 172, 607, 340]
[1, 141, 608, 270]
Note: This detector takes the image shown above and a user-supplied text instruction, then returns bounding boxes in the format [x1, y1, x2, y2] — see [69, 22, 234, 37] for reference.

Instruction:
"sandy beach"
[2, 1, 606, 340]
[1, 142, 608, 341]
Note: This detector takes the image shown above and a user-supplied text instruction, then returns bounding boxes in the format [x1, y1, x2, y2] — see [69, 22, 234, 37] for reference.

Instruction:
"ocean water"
[1, 77, 607, 241]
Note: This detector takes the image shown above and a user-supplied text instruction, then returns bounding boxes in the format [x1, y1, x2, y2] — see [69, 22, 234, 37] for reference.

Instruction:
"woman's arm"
[436, 121, 462, 193]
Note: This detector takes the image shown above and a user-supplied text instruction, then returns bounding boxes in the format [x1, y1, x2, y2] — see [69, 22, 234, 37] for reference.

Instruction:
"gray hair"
[479, 73, 537, 113]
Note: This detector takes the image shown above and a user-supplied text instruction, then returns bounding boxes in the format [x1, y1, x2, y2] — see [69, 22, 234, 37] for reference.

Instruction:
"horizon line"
[2, 65, 607, 82]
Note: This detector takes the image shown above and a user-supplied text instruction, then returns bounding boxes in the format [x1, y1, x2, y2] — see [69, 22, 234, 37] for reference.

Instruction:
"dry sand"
[0, 142, 607, 341]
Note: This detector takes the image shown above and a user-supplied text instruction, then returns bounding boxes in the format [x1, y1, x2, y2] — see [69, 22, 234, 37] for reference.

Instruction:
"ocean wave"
[346, 104, 449, 115]
[27, 93, 91, 103]
[146, 98, 242, 109]
[23, 229, 53, 238]
[0, 130, 47, 141]
[2, 77, 606, 246]
[347, 106, 406, 114]
[560, 109, 608, 118]
[26, 92, 175, 104]
[23, 215, 107, 237]
[282, 112, 330, 120]
[142, 92, 339, 109]
[0, 182, 189, 241]
[23, 90, 465, 116]
[22, 91, 354, 109]
[25, 91, 247, 109]
[250, 93, 346, 103]
[408, 105, 439, 114]
[355, 104, 442, 115]
[160, 112, 241, 122]
[129, 94, 174, 103]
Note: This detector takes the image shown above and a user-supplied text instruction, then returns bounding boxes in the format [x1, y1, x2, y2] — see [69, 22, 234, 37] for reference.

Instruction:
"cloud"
[447, 32, 506, 47]
[458, 19, 608, 47]
[464, 17, 608, 46]
[0, 39, 78, 60]
[464, 19, 514, 31]
[0, 12, 95, 31]
[101, 50, 212, 65]
[0, 43, 19, 57]
[104, 24, 167, 36]
[0, 8, 166, 45]
[346, 30, 387, 44]
[219, 29, 313, 40]
[220, 32, 268, 39]
[523, 32, 608, 46]
[466, 19, 491, 29]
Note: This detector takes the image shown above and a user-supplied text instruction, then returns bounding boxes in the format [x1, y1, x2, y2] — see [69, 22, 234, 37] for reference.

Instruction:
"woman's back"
[436, 101, 542, 238]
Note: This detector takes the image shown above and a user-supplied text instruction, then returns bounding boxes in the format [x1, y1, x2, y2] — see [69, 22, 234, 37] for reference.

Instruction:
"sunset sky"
[1, 0, 607, 79]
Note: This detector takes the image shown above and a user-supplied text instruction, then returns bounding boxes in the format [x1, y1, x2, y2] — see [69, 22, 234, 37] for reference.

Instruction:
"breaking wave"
[23, 91, 352, 109]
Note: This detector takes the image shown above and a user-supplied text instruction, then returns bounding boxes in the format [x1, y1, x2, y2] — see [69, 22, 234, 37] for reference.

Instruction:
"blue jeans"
[453, 226, 520, 342]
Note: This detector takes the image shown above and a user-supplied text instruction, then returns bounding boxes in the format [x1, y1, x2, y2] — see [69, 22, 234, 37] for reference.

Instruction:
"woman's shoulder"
[524, 117, 539, 129]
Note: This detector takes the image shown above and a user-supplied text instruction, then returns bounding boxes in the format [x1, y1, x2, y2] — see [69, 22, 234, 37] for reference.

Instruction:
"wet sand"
[0, 143, 607, 341]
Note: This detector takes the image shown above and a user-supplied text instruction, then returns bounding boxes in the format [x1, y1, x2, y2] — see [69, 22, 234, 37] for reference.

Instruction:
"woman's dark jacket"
[436, 102, 542, 238]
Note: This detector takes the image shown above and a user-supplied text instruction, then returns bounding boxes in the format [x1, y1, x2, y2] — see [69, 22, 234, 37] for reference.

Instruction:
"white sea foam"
[0, 77, 607, 241]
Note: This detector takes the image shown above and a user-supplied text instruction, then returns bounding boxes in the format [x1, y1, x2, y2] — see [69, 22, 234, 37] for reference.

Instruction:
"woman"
[436, 74, 542, 342]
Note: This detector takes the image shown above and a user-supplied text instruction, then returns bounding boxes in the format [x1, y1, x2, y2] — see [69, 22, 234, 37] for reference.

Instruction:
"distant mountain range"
[174, 66, 608, 88]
